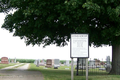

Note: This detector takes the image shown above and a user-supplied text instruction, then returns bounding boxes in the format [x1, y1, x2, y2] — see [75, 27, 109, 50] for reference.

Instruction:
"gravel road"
[0, 63, 44, 80]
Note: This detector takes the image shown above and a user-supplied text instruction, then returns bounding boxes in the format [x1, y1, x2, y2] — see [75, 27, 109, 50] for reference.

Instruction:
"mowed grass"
[28, 63, 120, 80]
[0, 63, 18, 69]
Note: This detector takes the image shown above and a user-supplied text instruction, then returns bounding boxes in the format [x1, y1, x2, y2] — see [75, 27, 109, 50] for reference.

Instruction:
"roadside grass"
[28, 63, 120, 80]
[7, 63, 26, 71]
[0, 63, 19, 69]
[11, 63, 25, 69]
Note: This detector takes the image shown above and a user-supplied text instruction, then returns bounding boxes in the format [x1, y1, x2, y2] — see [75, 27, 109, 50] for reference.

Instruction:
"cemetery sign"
[70, 34, 89, 58]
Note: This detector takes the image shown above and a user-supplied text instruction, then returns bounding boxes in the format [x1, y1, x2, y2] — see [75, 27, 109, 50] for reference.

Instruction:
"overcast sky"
[0, 13, 112, 61]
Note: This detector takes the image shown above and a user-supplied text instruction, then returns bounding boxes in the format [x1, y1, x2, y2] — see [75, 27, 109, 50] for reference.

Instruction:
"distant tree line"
[16, 59, 35, 63]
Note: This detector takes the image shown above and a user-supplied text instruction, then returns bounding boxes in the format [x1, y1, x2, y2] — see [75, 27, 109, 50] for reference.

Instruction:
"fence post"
[86, 58, 88, 80]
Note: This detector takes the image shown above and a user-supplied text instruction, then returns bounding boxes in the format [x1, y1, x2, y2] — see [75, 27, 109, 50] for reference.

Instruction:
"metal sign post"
[86, 58, 88, 80]
[71, 58, 74, 80]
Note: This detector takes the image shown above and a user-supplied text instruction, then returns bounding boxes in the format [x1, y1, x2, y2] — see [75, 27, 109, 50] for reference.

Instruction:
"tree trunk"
[110, 45, 120, 75]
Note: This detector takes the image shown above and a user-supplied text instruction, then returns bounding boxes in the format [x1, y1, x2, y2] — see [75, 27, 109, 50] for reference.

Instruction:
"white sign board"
[70, 34, 89, 58]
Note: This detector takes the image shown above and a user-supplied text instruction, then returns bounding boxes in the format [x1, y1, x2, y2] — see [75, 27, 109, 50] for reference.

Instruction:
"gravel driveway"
[0, 63, 44, 80]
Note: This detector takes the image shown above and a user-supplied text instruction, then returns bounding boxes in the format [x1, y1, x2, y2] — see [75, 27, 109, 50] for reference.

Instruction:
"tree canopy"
[1, 0, 120, 47]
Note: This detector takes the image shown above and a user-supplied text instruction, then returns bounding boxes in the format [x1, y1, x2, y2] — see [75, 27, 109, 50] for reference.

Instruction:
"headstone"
[14, 57, 16, 63]
[42, 59, 45, 64]
[39, 59, 45, 66]
[36, 59, 40, 67]
[106, 56, 111, 72]
[89, 60, 95, 66]
[89, 60, 96, 69]
[54, 59, 60, 69]
[106, 56, 110, 64]
[65, 60, 69, 66]
[34, 59, 37, 65]
[95, 59, 100, 66]
[1, 57, 9, 64]
[78, 58, 86, 70]
[45, 59, 53, 68]
[9, 58, 10, 63]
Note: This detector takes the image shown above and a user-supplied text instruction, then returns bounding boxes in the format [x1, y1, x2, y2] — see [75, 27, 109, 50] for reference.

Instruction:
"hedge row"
[16, 59, 35, 63]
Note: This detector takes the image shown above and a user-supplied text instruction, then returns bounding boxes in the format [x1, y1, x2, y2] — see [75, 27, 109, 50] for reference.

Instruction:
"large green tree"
[0, 0, 120, 74]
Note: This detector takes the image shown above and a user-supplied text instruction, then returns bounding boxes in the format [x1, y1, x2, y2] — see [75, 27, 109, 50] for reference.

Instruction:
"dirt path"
[14, 63, 30, 70]
[0, 63, 44, 80]
[0, 70, 44, 80]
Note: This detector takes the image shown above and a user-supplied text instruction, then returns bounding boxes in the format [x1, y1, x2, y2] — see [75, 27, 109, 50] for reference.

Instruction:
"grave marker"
[34, 59, 37, 65]
[14, 57, 16, 63]
[1, 57, 9, 64]
[9, 58, 10, 63]
[65, 60, 70, 66]
[36, 59, 40, 67]
[78, 58, 86, 70]
[89, 60, 95, 66]
[54, 59, 60, 69]
[106, 56, 111, 72]
[45, 59, 53, 68]
[39, 59, 45, 66]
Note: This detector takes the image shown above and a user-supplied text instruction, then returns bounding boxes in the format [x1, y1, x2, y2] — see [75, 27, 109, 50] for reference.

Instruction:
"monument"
[39, 59, 45, 66]
[54, 59, 60, 69]
[45, 59, 54, 68]
[106, 56, 111, 72]
[65, 60, 70, 66]
[36, 59, 40, 67]
[1, 57, 9, 64]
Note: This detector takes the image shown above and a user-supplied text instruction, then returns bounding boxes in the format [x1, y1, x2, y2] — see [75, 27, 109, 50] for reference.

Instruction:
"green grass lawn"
[28, 63, 120, 80]
[0, 63, 19, 69]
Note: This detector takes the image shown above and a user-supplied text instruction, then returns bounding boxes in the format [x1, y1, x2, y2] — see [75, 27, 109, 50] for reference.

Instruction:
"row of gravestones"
[0, 57, 16, 64]
[76, 56, 111, 72]
[34, 59, 71, 69]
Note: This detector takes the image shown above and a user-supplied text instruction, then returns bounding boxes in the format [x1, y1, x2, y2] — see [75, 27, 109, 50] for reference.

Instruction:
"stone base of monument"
[99, 68, 106, 71]
[54, 65, 60, 69]
[105, 64, 112, 72]
[39, 63, 45, 66]
[54, 67, 58, 69]
[45, 65, 53, 68]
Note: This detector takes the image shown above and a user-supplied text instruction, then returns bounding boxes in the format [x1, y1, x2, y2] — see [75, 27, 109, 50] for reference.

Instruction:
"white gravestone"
[34, 59, 37, 65]
[54, 59, 60, 69]
[106, 56, 111, 72]
[36, 59, 40, 67]
[9, 58, 10, 63]
[39, 59, 45, 66]
[89, 60, 96, 69]
[14, 57, 16, 63]
[89, 60, 95, 66]
[65, 60, 70, 66]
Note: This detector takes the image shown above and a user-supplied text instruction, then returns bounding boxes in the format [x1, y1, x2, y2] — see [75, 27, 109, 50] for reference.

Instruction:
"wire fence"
[74, 58, 111, 76]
